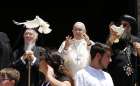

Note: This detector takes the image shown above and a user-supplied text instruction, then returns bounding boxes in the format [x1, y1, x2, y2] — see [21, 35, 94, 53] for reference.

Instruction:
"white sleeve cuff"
[62, 49, 69, 55]
[21, 56, 26, 64]
[31, 57, 37, 65]
[20, 56, 37, 65]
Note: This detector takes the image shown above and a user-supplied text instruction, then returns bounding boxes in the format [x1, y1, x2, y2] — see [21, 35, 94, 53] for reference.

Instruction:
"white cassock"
[75, 66, 114, 86]
[58, 39, 94, 77]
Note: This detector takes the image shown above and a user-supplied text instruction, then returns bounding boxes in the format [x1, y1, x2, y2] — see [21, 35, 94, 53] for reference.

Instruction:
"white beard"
[24, 42, 35, 51]
[120, 30, 131, 41]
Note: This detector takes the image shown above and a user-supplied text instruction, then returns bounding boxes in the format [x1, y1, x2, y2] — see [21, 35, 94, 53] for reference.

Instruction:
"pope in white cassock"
[58, 22, 94, 77]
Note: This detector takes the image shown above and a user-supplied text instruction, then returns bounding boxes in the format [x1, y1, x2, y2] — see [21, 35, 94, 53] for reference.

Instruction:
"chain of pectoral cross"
[123, 45, 134, 76]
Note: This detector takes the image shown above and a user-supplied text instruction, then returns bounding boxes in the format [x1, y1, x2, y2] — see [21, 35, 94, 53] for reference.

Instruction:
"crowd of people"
[0, 14, 140, 86]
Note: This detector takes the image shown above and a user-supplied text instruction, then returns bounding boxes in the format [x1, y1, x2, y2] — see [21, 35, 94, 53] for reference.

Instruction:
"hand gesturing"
[64, 35, 73, 50]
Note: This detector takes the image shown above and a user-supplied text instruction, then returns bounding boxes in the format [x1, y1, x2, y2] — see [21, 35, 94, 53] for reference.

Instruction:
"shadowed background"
[0, 0, 137, 50]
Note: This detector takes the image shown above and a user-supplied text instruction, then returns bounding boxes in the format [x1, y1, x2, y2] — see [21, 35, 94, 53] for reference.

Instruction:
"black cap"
[120, 14, 137, 35]
[120, 14, 136, 24]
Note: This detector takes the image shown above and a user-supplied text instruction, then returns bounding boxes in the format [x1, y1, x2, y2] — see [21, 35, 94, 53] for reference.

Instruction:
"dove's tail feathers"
[44, 28, 52, 34]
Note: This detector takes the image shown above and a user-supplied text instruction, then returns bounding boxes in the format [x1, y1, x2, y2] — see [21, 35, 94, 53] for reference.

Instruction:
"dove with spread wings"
[13, 16, 52, 34]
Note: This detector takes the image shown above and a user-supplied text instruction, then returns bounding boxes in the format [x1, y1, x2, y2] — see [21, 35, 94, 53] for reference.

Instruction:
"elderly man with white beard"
[11, 28, 44, 86]
[106, 14, 140, 86]
[10, 16, 51, 86]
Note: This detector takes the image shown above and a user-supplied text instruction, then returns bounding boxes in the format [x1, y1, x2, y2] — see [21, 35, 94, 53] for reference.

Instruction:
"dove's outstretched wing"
[36, 16, 52, 34]
[13, 16, 52, 34]
[13, 18, 40, 29]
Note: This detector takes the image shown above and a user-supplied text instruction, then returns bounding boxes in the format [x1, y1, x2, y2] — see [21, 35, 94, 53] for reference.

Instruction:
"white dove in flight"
[13, 16, 52, 34]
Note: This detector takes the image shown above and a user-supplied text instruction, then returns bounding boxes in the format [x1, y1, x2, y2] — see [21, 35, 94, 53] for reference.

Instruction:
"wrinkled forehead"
[73, 22, 86, 32]
[24, 29, 37, 34]
[24, 29, 38, 37]
[121, 20, 129, 24]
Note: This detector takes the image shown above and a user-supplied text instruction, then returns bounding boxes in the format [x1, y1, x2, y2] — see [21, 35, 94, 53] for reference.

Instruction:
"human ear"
[96, 53, 101, 59]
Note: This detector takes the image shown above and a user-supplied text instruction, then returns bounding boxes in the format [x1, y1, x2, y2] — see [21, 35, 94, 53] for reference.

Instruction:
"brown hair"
[0, 68, 20, 82]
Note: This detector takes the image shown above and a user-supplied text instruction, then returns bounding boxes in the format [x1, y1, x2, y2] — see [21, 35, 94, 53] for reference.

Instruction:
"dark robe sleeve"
[0, 32, 12, 69]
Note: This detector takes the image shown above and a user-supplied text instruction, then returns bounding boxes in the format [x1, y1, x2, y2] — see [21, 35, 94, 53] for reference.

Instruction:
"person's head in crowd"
[39, 49, 72, 86]
[72, 22, 87, 40]
[120, 14, 137, 41]
[90, 42, 112, 69]
[39, 49, 65, 77]
[23, 28, 39, 51]
[23, 28, 38, 45]
[0, 68, 20, 86]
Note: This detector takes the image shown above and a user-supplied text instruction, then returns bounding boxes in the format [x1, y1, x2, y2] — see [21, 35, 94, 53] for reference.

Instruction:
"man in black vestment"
[107, 14, 140, 86]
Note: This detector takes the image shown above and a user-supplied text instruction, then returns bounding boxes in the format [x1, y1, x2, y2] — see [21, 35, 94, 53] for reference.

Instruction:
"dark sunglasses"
[121, 23, 129, 27]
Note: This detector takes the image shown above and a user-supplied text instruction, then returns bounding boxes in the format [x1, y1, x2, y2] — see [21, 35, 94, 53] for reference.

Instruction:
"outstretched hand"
[81, 32, 89, 41]
[64, 35, 73, 50]
[46, 65, 55, 79]
[81, 32, 92, 46]
[107, 22, 120, 44]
